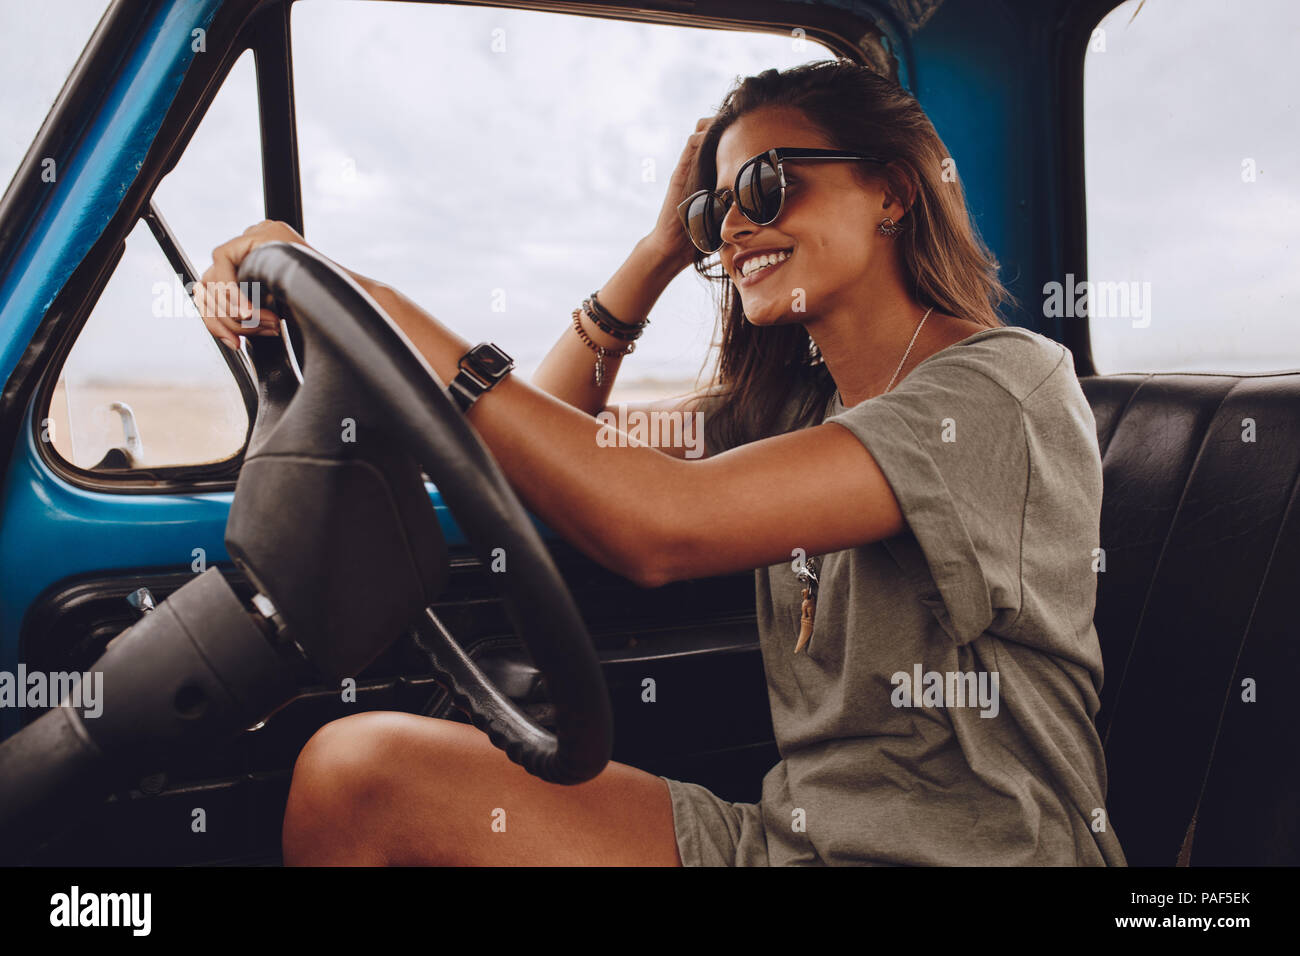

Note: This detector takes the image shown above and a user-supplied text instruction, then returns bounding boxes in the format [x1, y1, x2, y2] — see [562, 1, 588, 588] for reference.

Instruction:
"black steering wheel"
[230, 241, 612, 785]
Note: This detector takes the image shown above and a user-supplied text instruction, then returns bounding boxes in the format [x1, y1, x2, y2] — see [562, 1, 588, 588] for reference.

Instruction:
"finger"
[193, 264, 234, 320]
[193, 282, 256, 338]
[205, 239, 245, 290]
[210, 236, 254, 289]
[237, 287, 276, 331]
[208, 274, 257, 329]
[221, 281, 250, 329]
[208, 236, 261, 327]
[193, 283, 229, 338]
[192, 251, 252, 352]
[188, 281, 207, 320]
[677, 131, 707, 165]
[195, 285, 250, 334]
[215, 313, 251, 337]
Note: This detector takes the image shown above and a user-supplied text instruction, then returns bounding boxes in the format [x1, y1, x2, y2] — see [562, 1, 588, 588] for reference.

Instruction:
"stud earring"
[878, 217, 903, 237]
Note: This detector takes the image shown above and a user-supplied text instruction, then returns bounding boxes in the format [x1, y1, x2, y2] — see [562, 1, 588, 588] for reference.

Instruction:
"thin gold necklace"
[826, 305, 934, 415]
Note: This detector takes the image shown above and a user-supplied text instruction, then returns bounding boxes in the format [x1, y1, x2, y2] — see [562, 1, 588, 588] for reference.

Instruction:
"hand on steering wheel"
[191, 220, 306, 349]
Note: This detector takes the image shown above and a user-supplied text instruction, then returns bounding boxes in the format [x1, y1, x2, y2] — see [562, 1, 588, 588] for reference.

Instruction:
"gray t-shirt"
[661, 326, 1127, 865]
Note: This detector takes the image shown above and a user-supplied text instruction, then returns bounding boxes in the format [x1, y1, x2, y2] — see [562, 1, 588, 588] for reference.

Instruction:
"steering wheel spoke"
[410, 608, 558, 775]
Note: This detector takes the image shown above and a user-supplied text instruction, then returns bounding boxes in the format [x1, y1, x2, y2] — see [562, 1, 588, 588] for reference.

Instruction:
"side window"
[1083, 0, 1299, 373]
[45, 52, 262, 473]
[290, 4, 835, 403]
[47, 221, 249, 470]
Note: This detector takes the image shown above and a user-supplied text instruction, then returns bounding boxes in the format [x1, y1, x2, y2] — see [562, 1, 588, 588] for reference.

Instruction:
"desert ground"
[47, 376, 701, 471]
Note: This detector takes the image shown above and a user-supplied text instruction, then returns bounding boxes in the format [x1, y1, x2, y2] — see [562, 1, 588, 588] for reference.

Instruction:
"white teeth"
[740, 249, 791, 278]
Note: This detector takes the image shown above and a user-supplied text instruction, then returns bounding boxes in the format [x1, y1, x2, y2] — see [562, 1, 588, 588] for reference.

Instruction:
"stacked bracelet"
[583, 290, 649, 342]
[572, 307, 635, 387]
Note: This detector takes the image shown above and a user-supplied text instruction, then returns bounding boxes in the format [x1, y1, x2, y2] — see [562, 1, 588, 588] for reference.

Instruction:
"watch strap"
[448, 369, 485, 413]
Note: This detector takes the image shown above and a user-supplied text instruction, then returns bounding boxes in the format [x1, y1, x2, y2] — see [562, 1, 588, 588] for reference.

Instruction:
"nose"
[719, 192, 753, 248]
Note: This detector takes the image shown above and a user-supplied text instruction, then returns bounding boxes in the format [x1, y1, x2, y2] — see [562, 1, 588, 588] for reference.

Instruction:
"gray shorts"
[659, 775, 771, 866]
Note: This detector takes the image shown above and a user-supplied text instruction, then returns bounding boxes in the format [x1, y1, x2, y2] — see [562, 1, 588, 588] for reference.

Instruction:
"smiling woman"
[686, 65, 1014, 452]
[189, 56, 1126, 868]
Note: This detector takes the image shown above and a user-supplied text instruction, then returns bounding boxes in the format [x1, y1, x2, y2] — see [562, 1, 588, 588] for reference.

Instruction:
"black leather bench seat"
[1081, 368, 1300, 866]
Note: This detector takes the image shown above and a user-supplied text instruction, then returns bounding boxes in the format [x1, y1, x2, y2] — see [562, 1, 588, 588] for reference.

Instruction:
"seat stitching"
[1100, 375, 1235, 751]
[1178, 423, 1300, 864]
[1090, 375, 1151, 713]
[1096, 373, 1151, 458]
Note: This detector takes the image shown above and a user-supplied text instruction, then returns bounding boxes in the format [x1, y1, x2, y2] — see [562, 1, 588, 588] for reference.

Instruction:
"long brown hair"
[689, 58, 1016, 450]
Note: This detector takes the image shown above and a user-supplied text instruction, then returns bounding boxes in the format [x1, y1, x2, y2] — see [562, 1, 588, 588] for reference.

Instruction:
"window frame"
[1059, 0, 1135, 379]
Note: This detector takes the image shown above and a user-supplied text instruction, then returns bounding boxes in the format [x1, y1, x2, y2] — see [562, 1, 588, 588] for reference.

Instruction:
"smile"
[737, 249, 792, 286]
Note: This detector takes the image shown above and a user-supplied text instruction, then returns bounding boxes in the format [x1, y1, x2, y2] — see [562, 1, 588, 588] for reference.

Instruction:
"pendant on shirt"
[793, 556, 820, 654]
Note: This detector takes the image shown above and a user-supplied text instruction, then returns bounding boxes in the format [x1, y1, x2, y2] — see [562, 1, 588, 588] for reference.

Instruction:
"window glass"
[1083, 0, 1299, 373]
[292, 1, 836, 402]
[153, 50, 263, 270]
[47, 220, 249, 470]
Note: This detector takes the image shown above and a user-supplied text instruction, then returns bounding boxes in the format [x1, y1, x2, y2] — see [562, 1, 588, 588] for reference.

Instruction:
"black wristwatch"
[449, 342, 515, 413]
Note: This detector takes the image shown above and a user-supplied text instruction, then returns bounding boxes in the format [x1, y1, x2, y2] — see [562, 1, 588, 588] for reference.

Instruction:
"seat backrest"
[1080, 369, 1300, 866]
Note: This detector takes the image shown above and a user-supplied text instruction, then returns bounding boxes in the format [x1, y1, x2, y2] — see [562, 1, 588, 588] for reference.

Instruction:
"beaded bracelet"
[586, 291, 649, 341]
[572, 307, 635, 386]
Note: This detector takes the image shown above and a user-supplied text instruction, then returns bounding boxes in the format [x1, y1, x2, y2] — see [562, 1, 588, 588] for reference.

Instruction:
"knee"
[282, 711, 409, 865]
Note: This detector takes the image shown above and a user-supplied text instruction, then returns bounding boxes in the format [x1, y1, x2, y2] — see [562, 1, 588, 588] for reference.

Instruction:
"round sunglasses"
[677, 147, 888, 254]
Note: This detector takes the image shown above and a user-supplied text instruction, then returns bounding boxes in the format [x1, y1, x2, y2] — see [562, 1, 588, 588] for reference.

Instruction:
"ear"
[881, 160, 919, 220]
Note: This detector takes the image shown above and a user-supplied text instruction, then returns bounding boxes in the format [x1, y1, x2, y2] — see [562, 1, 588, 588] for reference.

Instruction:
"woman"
[193, 59, 1125, 866]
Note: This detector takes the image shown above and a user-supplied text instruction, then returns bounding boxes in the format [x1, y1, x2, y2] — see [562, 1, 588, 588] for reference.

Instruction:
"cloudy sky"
[0, 0, 1296, 401]
[1084, 0, 1298, 373]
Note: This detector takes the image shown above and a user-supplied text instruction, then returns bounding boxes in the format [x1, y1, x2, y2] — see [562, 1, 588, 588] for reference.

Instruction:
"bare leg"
[281, 711, 683, 866]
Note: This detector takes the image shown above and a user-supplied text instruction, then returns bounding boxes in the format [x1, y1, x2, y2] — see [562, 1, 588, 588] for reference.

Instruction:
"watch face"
[470, 344, 514, 376]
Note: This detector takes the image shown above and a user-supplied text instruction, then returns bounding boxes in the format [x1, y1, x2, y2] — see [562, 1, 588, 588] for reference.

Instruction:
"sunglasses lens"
[684, 193, 727, 252]
[737, 157, 783, 224]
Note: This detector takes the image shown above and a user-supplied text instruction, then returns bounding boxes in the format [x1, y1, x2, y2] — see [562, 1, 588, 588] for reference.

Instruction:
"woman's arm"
[363, 272, 905, 586]
[529, 236, 682, 416]
[530, 117, 713, 419]
[195, 222, 904, 587]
